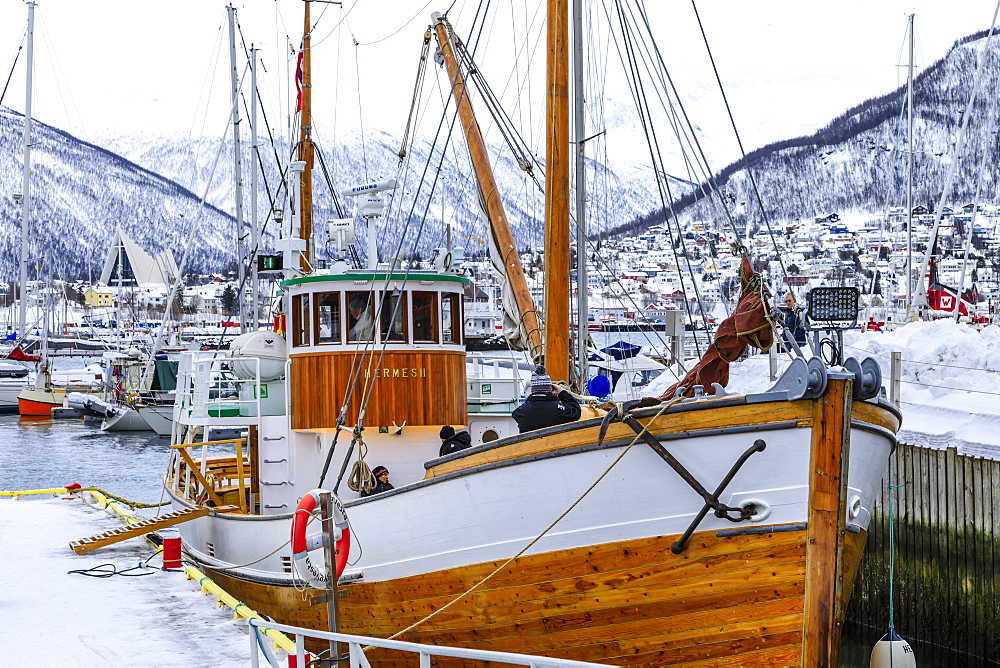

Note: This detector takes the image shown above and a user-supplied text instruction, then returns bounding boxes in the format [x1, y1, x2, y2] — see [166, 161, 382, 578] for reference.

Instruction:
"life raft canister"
[290, 489, 350, 589]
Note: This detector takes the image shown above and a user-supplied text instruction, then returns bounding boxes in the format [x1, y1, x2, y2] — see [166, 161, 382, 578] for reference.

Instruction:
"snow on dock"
[0, 495, 250, 666]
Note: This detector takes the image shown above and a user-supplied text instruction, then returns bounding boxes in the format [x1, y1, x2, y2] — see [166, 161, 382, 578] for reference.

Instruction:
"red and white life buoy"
[290, 489, 351, 589]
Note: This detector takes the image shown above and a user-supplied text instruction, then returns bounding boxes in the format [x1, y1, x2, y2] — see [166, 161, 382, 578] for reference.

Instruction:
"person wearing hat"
[512, 365, 581, 433]
[439, 425, 473, 457]
[361, 465, 394, 497]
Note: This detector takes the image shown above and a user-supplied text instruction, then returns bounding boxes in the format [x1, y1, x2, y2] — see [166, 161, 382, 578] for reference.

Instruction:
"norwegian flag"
[295, 50, 304, 113]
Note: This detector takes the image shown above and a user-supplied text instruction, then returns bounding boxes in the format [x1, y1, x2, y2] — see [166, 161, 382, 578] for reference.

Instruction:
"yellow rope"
[383, 397, 681, 642]
[74, 487, 169, 510]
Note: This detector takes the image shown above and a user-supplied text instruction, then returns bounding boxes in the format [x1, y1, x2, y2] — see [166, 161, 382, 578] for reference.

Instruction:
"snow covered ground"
[1, 495, 253, 666]
[647, 319, 1000, 460]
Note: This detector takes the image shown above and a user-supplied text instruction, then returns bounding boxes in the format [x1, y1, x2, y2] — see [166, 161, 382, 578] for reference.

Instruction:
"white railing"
[175, 351, 264, 424]
[248, 618, 612, 668]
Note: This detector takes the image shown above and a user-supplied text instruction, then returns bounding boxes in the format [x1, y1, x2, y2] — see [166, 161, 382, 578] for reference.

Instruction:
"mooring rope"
[382, 397, 682, 643]
[75, 486, 170, 510]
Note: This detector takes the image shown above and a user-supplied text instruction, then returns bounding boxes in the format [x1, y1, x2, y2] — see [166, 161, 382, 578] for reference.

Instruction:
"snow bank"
[645, 320, 1000, 459]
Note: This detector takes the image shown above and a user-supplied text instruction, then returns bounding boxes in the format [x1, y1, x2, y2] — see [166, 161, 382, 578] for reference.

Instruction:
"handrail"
[247, 618, 610, 667]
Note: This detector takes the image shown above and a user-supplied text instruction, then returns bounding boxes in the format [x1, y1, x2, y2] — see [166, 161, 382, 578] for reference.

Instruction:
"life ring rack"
[290, 489, 351, 589]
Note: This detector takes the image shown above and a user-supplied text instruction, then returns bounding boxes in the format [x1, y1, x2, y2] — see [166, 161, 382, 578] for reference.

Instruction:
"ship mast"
[298, 2, 314, 269]
[430, 15, 544, 362]
[905, 13, 914, 318]
[544, 0, 571, 384]
[18, 2, 35, 340]
[572, 0, 587, 385]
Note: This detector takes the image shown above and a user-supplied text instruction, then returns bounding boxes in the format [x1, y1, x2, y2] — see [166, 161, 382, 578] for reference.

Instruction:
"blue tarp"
[600, 341, 641, 361]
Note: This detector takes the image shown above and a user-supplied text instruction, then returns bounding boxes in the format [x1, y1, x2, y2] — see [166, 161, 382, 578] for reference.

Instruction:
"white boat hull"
[100, 407, 152, 431]
[168, 406, 893, 586]
[135, 404, 173, 436]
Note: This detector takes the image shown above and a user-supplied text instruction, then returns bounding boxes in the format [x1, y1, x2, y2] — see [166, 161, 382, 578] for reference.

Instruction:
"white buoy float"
[870, 628, 916, 668]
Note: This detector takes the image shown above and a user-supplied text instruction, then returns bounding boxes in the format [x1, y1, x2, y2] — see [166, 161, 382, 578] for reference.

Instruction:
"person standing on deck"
[439, 425, 473, 456]
[512, 366, 582, 433]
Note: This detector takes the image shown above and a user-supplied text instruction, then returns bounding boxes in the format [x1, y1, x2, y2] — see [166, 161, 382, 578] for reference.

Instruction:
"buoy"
[64, 483, 82, 491]
[290, 489, 351, 589]
[287, 652, 312, 668]
[162, 530, 183, 570]
[870, 629, 916, 668]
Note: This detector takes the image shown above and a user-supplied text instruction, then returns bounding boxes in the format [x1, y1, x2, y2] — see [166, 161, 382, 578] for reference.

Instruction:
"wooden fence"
[842, 443, 1000, 667]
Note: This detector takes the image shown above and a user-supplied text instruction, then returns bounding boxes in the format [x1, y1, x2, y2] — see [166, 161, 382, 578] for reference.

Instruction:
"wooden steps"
[69, 506, 222, 554]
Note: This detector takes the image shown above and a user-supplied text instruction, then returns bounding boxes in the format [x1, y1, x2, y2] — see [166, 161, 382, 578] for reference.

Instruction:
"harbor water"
[0, 412, 168, 503]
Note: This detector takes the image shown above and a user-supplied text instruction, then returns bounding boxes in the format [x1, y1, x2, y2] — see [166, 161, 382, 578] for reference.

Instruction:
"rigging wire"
[604, 1, 705, 357]
[0, 26, 25, 108]
[34, 13, 88, 141]
[688, 0, 790, 286]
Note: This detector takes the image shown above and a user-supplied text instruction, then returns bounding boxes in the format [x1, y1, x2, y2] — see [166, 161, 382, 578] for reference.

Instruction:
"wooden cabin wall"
[290, 351, 466, 429]
[843, 443, 1000, 667]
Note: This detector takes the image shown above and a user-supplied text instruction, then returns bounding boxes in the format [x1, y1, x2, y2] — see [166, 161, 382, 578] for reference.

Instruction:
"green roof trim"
[281, 273, 471, 288]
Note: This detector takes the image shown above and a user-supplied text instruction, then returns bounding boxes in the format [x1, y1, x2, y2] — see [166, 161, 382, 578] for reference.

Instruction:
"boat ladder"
[69, 506, 231, 554]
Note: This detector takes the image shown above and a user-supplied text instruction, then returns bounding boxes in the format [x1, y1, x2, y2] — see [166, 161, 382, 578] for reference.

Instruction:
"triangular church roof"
[98, 227, 179, 288]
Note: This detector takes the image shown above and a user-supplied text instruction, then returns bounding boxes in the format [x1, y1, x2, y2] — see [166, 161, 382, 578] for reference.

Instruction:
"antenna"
[342, 179, 398, 270]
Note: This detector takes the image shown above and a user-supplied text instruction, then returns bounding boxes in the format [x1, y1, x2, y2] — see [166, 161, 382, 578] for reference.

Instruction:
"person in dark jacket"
[512, 366, 582, 433]
[780, 291, 808, 347]
[360, 465, 394, 497]
[438, 425, 473, 456]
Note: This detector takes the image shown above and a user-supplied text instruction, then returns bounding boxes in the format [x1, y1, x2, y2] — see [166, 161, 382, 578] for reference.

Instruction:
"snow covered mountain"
[3, 28, 1000, 281]
[0, 108, 236, 283]
[623, 30, 1000, 236]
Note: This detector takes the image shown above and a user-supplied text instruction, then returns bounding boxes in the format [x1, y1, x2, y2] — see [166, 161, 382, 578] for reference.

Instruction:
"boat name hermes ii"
[364, 367, 427, 379]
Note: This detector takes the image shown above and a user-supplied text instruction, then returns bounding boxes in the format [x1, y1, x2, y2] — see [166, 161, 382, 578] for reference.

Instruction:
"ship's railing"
[247, 618, 610, 667]
[466, 352, 526, 413]
[174, 351, 263, 426]
[169, 438, 250, 512]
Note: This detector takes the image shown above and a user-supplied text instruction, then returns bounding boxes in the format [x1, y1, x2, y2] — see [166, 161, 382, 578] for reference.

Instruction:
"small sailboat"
[160, 4, 899, 665]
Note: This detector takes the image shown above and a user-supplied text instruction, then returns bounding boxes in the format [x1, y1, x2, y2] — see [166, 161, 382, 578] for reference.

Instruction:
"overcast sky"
[1, 0, 998, 169]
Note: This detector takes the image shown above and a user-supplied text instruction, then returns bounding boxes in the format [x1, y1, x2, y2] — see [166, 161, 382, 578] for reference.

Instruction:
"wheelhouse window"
[412, 291, 437, 343]
[346, 292, 374, 341]
[442, 292, 461, 344]
[315, 292, 342, 344]
[380, 292, 407, 342]
[292, 294, 310, 347]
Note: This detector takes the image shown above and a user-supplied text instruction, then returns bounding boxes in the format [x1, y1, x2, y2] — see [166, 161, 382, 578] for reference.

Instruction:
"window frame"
[314, 291, 343, 345]
[412, 291, 439, 344]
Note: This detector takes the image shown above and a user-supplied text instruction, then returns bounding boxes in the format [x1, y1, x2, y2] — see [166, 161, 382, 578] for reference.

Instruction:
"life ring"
[290, 489, 351, 589]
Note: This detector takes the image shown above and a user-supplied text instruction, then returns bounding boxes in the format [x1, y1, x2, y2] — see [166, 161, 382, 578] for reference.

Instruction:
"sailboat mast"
[544, 0, 571, 383]
[251, 46, 260, 329]
[572, 0, 587, 386]
[430, 15, 543, 361]
[19, 2, 35, 339]
[905, 13, 914, 318]
[298, 2, 314, 269]
[227, 5, 247, 333]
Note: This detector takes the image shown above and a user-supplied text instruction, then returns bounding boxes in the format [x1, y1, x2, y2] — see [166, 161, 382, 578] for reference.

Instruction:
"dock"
[0, 494, 253, 665]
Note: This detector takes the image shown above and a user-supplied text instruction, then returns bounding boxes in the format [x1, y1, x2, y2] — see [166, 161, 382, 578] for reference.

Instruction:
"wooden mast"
[544, 0, 570, 382]
[298, 2, 314, 269]
[431, 15, 543, 361]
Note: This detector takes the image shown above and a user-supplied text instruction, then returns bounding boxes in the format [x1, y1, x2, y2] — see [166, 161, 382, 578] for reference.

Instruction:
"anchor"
[616, 412, 767, 554]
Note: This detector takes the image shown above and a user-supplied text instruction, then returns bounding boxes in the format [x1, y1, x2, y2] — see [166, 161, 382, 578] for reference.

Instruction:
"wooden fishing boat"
[162, 4, 899, 666]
